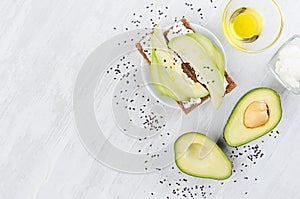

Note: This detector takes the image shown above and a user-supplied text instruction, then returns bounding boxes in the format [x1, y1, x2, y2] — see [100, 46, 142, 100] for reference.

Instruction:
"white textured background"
[0, 0, 300, 198]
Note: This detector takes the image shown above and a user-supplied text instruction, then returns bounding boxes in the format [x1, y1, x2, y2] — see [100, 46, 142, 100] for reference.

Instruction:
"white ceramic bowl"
[141, 23, 227, 109]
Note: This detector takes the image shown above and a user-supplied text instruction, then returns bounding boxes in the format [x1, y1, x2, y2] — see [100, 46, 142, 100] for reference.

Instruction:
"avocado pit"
[243, 101, 269, 128]
[224, 88, 282, 147]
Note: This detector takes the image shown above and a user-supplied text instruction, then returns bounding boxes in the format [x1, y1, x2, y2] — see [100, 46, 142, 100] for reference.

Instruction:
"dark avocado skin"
[223, 87, 282, 147]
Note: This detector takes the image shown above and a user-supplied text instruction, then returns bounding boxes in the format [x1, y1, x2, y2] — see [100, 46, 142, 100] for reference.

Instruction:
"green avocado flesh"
[174, 132, 232, 180]
[168, 34, 225, 109]
[186, 32, 225, 79]
[150, 25, 209, 101]
[224, 88, 282, 147]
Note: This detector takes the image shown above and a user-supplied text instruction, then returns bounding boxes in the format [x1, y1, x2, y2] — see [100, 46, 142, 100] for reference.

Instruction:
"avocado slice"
[224, 88, 282, 147]
[186, 32, 225, 79]
[168, 35, 225, 109]
[150, 25, 209, 101]
[214, 44, 225, 80]
[174, 132, 232, 180]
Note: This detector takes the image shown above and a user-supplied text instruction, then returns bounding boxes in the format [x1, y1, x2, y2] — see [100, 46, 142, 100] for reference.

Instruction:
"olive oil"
[229, 7, 263, 43]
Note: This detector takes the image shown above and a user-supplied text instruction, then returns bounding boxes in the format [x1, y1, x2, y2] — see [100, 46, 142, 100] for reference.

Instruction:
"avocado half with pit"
[224, 87, 282, 147]
[174, 132, 232, 180]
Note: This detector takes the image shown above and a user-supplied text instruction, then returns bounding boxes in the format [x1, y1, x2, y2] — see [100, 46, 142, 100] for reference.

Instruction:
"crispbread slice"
[135, 18, 237, 114]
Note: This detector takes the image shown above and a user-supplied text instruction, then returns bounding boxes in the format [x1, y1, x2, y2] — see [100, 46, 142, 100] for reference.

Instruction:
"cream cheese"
[166, 21, 194, 41]
[275, 44, 300, 88]
[181, 97, 203, 108]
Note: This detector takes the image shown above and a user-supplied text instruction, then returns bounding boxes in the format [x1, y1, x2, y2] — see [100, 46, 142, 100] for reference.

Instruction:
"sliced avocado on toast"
[168, 34, 225, 109]
[224, 88, 282, 147]
[150, 25, 209, 101]
[174, 132, 232, 180]
[186, 32, 225, 79]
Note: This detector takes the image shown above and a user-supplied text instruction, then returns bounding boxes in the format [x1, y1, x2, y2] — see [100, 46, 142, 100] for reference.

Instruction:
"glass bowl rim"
[222, 0, 284, 53]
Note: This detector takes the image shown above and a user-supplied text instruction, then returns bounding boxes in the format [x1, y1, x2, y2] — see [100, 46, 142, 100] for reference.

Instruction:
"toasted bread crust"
[135, 18, 237, 114]
[180, 18, 196, 32]
[225, 71, 237, 94]
[181, 63, 198, 83]
[135, 43, 151, 65]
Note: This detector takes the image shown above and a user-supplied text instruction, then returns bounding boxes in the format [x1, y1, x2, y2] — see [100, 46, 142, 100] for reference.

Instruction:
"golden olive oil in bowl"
[222, 0, 283, 53]
[229, 7, 263, 43]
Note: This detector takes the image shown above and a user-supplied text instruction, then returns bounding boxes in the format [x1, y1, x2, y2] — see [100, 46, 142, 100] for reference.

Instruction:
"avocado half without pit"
[224, 88, 282, 147]
[174, 132, 232, 180]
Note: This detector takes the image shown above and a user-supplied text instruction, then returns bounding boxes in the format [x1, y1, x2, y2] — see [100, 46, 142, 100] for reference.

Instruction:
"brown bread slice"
[135, 18, 237, 114]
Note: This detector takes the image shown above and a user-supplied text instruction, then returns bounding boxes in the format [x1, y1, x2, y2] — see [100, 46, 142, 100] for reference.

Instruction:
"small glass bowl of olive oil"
[222, 0, 283, 53]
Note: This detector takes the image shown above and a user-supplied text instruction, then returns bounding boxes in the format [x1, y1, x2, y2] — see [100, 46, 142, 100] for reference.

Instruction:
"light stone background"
[0, 0, 300, 199]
